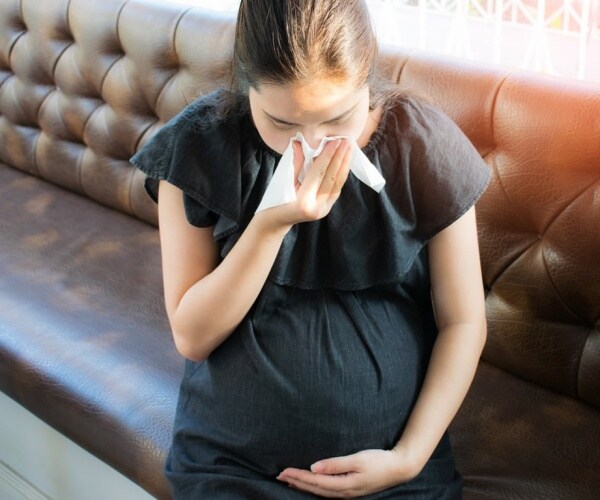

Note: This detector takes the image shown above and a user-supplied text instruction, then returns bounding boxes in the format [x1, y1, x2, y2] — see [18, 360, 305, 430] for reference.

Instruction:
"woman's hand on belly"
[275, 445, 422, 498]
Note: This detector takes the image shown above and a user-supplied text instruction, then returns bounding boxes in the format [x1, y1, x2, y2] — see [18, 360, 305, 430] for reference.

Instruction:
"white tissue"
[256, 132, 385, 212]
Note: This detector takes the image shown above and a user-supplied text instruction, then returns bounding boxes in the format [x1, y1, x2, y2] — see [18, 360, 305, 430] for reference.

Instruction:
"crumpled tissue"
[256, 132, 385, 213]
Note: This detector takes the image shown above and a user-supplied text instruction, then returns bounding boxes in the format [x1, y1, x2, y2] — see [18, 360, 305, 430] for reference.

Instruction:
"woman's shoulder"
[165, 87, 244, 136]
[377, 91, 491, 242]
[376, 90, 486, 178]
[130, 88, 247, 175]
[129, 88, 249, 236]
[381, 91, 461, 140]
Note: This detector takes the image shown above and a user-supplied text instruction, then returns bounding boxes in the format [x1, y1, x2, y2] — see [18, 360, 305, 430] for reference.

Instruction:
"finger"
[312, 453, 361, 475]
[281, 476, 345, 498]
[324, 141, 352, 204]
[279, 467, 357, 487]
[318, 139, 350, 197]
[292, 140, 304, 186]
[298, 139, 341, 196]
[279, 471, 360, 497]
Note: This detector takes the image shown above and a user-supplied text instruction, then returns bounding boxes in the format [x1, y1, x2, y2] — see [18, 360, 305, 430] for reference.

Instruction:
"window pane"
[166, 0, 600, 83]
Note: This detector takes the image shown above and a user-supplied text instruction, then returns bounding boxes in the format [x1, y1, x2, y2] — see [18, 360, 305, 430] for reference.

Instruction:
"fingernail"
[310, 462, 323, 473]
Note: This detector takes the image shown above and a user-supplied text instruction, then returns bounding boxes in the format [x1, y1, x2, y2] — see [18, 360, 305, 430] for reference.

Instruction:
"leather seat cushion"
[451, 361, 600, 499]
[0, 163, 182, 500]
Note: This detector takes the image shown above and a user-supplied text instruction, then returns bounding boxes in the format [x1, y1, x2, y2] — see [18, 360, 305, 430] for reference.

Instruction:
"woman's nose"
[300, 131, 324, 151]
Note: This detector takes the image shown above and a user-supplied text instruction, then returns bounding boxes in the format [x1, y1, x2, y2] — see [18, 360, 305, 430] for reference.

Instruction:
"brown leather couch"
[1, 1, 599, 499]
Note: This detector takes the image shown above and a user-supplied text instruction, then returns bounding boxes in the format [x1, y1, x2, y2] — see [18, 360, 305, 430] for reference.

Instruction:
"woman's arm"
[158, 139, 351, 362]
[158, 180, 291, 361]
[392, 205, 487, 465]
[277, 205, 487, 497]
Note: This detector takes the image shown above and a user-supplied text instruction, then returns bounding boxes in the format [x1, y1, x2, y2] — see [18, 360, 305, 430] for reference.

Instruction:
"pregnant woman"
[130, 1, 491, 497]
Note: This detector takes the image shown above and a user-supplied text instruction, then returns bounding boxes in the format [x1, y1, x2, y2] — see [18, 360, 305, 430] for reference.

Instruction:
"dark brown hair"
[222, 0, 407, 116]
[235, 0, 376, 88]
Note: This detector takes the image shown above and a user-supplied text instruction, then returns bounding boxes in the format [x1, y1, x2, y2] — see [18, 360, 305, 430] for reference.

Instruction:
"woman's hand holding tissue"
[255, 137, 353, 228]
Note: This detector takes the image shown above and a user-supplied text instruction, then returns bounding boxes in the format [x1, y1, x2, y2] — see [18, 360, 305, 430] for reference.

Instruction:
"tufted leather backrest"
[391, 53, 600, 409]
[0, 0, 234, 223]
[1, 0, 599, 408]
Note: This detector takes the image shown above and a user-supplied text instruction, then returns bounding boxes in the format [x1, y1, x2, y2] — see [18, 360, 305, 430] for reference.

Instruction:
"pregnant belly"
[179, 286, 435, 475]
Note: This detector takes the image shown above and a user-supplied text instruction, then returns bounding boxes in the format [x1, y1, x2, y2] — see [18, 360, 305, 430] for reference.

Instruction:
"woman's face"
[248, 79, 371, 154]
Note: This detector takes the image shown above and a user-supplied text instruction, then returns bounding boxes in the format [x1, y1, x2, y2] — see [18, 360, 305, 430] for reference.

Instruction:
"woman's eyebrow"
[264, 103, 358, 126]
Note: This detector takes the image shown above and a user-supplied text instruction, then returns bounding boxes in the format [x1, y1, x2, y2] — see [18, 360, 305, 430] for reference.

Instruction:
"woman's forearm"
[393, 321, 486, 469]
[171, 139, 351, 362]
[172, 213, 292, 361]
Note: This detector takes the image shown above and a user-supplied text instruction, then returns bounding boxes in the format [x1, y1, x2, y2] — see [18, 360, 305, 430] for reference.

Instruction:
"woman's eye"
[329, 114, 352, 126]
[272, 120, 295, 131]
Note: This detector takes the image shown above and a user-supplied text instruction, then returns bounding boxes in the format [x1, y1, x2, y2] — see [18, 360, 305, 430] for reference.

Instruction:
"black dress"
[130, 89, 492, 499]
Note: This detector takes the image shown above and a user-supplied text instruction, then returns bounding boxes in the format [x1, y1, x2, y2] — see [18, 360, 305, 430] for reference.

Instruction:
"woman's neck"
[356, 106, 384, 148]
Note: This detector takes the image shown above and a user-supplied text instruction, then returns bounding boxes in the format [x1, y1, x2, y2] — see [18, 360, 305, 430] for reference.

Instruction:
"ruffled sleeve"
[129, 89, 241, 240]
[400, 98, 492, 242]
